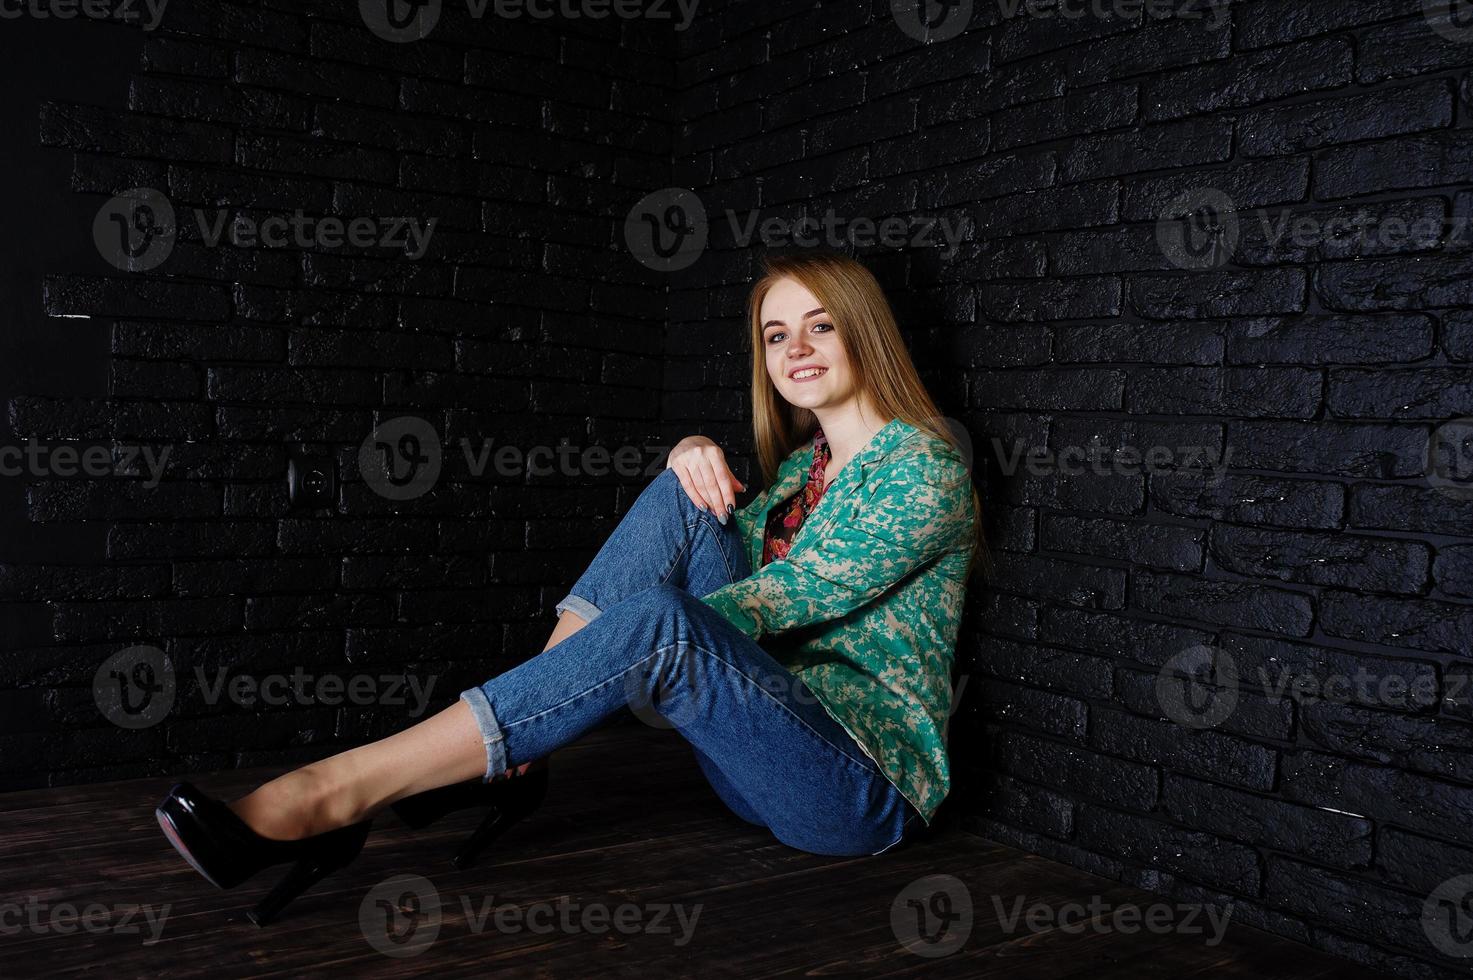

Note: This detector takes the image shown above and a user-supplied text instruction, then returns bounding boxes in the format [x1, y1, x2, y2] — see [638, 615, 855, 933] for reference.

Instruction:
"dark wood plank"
[0, 722, 1381, 979]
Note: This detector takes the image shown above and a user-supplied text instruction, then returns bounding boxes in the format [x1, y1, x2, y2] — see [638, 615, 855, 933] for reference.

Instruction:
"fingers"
[667, 440, 747, 519]
[709, 452, 740, 516]
[670, 463, 714, 512]
[692, 455, 726, 517]
[712, 447, 747, 510]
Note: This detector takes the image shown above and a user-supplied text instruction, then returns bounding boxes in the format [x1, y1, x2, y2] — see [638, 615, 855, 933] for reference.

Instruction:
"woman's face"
[760, 277, 857, 413]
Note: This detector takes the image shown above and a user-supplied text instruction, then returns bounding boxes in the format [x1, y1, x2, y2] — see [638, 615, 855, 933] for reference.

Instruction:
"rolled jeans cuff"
[459, 685, 509, 782]
[554, 592, 602, 624]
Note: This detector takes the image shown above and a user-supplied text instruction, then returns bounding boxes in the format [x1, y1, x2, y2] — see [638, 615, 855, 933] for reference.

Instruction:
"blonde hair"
[745, 250, 986, 571]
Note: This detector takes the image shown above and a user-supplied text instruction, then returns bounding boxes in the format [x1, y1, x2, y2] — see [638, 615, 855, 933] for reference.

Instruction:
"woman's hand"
[666, 435, 746, 519]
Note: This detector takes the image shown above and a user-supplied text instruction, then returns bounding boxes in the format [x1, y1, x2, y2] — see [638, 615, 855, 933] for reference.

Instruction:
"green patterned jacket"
[699, 417, 977, 825]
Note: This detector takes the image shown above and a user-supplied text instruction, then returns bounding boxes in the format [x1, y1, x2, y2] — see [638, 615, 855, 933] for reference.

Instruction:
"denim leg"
[547, 467, 765, 826]
[554, 468, 750, 624]
[691, 746, 765, 827]
[460, 584, 915, 857]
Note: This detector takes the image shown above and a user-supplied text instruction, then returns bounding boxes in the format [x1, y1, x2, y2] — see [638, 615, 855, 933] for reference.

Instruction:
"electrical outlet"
[287, 450, 336, 510]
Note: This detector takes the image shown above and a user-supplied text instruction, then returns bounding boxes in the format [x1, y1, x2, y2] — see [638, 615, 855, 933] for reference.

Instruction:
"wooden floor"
[0, 723, 1376, 979]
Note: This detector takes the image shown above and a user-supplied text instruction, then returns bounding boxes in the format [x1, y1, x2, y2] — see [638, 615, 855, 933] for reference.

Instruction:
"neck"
[813, 397, 888, 467]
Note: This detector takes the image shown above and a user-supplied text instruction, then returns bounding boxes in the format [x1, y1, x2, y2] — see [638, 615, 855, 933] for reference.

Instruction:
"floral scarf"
[760, 428, 831, 566]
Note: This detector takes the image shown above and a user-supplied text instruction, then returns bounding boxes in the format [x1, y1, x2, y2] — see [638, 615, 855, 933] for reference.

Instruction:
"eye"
[812, 321, 834, 332]
[765, 330, 787, 344]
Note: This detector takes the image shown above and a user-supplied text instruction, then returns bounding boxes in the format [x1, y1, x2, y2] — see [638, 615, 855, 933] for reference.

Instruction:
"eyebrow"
[762, 307, 826, 330]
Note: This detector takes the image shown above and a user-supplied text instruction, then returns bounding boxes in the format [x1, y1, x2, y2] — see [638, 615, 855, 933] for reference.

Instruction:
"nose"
[787, 329, 814, 356]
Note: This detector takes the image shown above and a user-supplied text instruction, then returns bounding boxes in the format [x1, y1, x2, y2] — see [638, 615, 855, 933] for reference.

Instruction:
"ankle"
[232, 763, 364, 841]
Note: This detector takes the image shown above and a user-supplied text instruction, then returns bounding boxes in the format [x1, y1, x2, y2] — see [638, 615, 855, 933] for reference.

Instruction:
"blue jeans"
[459, 468, 922, 857]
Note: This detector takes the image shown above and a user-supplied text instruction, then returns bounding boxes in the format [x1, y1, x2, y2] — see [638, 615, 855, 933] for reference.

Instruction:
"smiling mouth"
[789, 366, 827, 382]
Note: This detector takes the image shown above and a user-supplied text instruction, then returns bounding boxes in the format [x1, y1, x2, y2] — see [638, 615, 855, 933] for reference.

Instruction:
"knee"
[634, 582, 696, 619]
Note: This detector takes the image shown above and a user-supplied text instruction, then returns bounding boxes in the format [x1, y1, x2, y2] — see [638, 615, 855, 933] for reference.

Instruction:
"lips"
[788, 365, 828, 382]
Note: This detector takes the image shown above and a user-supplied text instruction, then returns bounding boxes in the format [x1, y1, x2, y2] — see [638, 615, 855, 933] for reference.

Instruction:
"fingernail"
[717, 512, 727, 525]
[726, 503, 735, 515]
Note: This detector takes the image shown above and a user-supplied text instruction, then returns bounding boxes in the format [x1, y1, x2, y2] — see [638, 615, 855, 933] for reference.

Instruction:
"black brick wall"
[5, 1, 1473, 976]
[668, 2, 1473, 977]
[3, 2, 674, 783]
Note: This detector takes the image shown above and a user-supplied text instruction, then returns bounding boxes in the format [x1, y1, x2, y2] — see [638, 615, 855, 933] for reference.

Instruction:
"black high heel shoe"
[155, 782, 371, 927]
[391, 767, 549, 869]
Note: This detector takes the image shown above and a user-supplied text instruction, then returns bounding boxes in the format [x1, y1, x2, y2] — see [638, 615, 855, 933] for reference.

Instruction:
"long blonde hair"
[745, 251, 986, 571]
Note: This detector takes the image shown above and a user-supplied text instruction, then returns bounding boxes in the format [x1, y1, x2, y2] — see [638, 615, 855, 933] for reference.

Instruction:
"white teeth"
[792, 367, 826, 380]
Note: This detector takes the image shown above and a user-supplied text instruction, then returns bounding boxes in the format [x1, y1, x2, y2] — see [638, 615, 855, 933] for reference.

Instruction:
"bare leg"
[229, 609, 590, 841]
[542, 608, 588, 650]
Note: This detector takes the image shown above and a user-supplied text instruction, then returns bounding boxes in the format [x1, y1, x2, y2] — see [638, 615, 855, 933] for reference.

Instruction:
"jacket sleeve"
[699, 443, 974, 640]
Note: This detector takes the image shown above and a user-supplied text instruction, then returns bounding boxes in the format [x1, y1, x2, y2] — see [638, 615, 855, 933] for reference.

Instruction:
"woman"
[155, 250, 983, 926]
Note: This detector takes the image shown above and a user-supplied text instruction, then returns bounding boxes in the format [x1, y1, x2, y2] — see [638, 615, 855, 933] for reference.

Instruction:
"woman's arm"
[699, 442, 974, 640]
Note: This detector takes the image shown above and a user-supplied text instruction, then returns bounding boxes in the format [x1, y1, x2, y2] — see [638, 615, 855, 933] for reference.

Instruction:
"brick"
[1316, 253, 1473, 311]
[1316, 132, 1473, 199]
[1330, 368, 1473, 419]
[1222, 632, 1440, 713]
[1133, 570, 1313, 635]
[1038, 607, 1213, 669]
[1163, 774, 1372, 867]
[1283, 749, 1473, 841]
[1226, 421, 1426, 478]
[1143, 38, 1352, 121]
[1321, 591, 1473, 653]
[1149, 472, 1344, 529]
[1349, 484, 1473, 534]
[1240, 80, 1453, 157]
[1209, 525, 1429, 593]
[1089, 708, 1277, 791]
[1433, 545, 1473, 599]
[1225, 315, 1434, 364]
[991, 731, 1158, 810]
[1130, 269, 1307, 319]
[39, 101, 232, 163]
[1041, 514, 1204, 571]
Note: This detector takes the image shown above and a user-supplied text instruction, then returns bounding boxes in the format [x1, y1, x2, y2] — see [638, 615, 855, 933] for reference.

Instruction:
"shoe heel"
[452, 771, 549, 869]
[246, 824, 369, 927]
[454, 807, 523, 870]
[248, 859, 330, 927]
